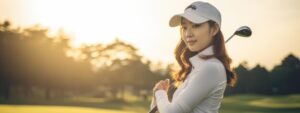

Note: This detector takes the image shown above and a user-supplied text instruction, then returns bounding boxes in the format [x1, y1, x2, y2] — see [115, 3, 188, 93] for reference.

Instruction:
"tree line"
[0, 20, 299, 101]
[225, 54, 300, 96]
[0, 21, 168, 101]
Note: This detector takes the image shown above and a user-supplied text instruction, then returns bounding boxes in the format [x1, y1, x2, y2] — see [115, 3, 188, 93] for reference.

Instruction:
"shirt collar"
[188, 45, 214, 68]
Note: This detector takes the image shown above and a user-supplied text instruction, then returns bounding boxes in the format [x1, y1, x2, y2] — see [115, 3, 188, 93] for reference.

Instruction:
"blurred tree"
[249, 64, 271, 94]
[271, 54, 300, 95]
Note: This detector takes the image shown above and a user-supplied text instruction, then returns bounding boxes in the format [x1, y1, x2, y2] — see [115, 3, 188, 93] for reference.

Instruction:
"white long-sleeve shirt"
[150, 45, 227, 113]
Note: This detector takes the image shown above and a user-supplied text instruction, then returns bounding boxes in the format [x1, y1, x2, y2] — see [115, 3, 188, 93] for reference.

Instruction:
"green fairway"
[0, 105, 136, 113]
[220, 94, 300, 113]
[1, 94, 300, 113]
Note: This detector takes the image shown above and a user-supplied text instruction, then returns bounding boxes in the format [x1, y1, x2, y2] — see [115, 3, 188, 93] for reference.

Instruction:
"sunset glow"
[1, 0, 299, 70]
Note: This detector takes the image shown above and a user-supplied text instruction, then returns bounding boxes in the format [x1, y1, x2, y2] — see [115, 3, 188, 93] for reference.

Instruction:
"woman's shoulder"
[201, 57, 224, 70]
[198, 58, 226, 81]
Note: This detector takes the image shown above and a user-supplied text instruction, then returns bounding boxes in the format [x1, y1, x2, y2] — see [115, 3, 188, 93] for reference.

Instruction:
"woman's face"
[180, 18, 218, 52]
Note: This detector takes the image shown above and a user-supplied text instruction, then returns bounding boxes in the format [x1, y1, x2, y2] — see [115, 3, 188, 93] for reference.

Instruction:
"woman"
[150, 1, 237, 113]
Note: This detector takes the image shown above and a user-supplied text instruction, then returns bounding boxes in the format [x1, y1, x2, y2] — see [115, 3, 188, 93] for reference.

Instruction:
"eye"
[192, 23, 203, 28]
[181, 26, 187, 30]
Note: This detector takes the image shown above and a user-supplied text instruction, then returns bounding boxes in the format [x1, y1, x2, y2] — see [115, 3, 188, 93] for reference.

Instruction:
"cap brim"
[169, 11, 209, 27]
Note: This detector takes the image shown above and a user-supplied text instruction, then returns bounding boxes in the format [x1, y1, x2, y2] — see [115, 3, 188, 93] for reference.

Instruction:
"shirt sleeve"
[150, 97, 160, 113]
[154, 62, 222, 113]
[150, 96, 156, 109]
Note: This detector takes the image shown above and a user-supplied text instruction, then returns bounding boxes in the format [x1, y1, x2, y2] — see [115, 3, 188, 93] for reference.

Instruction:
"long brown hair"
[172, 20, 237, 88]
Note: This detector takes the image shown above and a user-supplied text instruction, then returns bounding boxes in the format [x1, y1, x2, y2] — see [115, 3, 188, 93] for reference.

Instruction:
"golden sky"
[0, 0, 299, 70]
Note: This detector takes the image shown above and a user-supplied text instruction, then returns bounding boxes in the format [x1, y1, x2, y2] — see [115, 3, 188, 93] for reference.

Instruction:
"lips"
[187, 40, 197, 45]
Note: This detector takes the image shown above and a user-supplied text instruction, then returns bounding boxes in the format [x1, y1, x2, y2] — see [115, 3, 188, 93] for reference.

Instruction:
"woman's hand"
[152, 79, 170, 106]
[153, 79, 170, 94]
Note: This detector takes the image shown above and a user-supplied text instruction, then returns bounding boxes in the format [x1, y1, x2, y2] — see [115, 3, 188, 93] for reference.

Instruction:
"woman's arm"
[154, 62, 223, 113]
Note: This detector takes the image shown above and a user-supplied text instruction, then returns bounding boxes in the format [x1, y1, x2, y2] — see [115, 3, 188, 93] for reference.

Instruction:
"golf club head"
[235, 26, 252, 37]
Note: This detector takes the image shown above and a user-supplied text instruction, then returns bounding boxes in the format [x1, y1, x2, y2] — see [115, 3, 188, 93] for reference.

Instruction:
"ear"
[210, 23, 219, 37]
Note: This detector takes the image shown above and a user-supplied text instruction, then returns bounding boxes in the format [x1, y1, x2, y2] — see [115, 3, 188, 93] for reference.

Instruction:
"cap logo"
[185, 5, 197, 11]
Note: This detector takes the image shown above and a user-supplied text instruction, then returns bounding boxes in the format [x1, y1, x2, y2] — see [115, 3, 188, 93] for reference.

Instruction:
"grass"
[220, 94, 300, 113]
[1, 94, 300, 113]
[0, 105, 135, 113]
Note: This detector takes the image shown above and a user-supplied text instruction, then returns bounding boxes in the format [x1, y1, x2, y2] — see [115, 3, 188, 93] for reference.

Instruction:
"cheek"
[180, 31, 188, 43]
[194, 28, 210, 41]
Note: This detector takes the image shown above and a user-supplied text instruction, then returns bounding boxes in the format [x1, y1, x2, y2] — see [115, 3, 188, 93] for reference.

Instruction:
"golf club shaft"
[225, 33, 236, 43]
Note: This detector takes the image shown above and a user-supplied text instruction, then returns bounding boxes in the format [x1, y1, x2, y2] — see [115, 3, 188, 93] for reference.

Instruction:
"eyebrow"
[180, 19, 186, 25]
[181, 22, 186, 25]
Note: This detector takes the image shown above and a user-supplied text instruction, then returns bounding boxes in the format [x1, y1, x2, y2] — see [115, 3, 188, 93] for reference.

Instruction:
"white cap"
[169, 1, 221, 28]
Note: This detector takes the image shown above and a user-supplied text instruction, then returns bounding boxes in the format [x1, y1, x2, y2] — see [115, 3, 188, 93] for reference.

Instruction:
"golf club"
[225, 26, 252, 43]
[149, 26, 252, 113]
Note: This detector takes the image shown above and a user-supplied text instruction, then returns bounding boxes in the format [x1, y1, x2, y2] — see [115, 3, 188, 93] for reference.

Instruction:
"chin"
[188, 47, 198, 52]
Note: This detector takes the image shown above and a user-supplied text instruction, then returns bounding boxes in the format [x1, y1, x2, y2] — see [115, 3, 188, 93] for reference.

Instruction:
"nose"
[185, 28, 193, 39]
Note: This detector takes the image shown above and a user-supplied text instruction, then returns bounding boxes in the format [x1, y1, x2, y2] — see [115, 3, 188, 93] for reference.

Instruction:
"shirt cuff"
[150, 97, 156, 109]
[155, 90, 167, 100]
